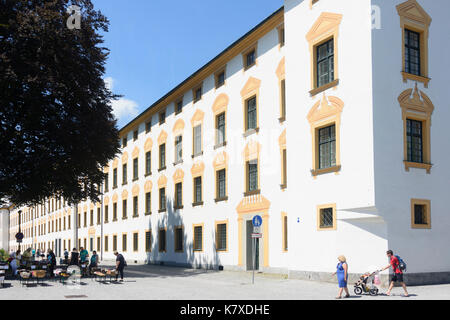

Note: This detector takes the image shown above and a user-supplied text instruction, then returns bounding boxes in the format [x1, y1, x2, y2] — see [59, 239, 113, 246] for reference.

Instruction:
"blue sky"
[92, 0, 283, 128]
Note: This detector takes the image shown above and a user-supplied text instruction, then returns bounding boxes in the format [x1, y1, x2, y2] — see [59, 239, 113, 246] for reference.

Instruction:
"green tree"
[0, 0, 120, 206]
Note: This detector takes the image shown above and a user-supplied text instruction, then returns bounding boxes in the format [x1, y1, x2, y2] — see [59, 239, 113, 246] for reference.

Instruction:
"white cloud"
[111, 98, 139, 121]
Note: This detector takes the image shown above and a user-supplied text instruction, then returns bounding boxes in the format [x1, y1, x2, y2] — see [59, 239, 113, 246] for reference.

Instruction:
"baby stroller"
[354, 270, 380, 296]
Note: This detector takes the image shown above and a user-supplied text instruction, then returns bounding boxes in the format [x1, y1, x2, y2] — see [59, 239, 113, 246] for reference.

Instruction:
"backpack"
[395, 255, 407, 272]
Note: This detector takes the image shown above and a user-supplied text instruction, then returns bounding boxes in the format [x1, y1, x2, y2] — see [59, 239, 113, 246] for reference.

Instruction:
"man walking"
[380, 250, 409, 297]
[114, 251, 126, 282]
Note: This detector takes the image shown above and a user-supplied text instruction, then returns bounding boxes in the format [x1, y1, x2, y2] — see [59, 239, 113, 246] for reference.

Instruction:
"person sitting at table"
[69, 248, 79, 266]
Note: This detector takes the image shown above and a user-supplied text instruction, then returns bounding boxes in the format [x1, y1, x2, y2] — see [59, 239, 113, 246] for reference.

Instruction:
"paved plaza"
[1, 263, 449, 300]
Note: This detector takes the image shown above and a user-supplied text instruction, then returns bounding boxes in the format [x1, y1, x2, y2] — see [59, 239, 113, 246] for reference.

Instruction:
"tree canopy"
[0, 0, 120, 206]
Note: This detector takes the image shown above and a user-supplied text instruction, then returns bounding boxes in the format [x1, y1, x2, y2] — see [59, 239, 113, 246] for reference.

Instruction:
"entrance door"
[246, 220, 260, 271]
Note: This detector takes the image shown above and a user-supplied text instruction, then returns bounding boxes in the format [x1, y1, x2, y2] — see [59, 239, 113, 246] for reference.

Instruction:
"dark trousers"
[115, 267, 124, 280]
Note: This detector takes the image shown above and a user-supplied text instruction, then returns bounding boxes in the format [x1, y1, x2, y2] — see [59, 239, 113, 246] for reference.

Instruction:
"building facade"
[6, 0, 450, 285]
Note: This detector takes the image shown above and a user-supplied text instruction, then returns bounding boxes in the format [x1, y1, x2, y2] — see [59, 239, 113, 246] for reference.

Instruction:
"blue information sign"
[252, 215, 262, 227]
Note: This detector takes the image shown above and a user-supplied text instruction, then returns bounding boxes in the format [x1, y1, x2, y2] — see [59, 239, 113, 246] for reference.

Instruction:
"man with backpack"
[380, 250, 409, 297]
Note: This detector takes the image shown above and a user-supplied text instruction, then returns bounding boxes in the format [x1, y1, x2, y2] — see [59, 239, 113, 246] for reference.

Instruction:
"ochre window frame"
[276, 58, 286, 122]
[132, 231, 139, 252]
[317, 203, 337, 231]
[157, 175, 167, 213]
[145, 229, 152, 252]
[279, 129, 287, 189]
[397, 0, 432, 87]
[158, 227, 167, 253]
[193, 223, 204, 253]
[213, 152, 229, 202]
[307, 94, 344, 177]
[191, 161, 205, 207]
[411, 199, 431, 229]
[174, 225, 184, 253]
[191, 109, 205, 158]
[277, 24, 285, 49]
[241, 77, 261, 136]
[243, 141, 261, 196]
[242, 44, 258, 71]
[173, 168, 184, 210]
[214, 66, 226, 89]
[212, 93, 228, 149]
[215, 220, 228, 252]
[398, 84, 434, 173]
[306, 12, 342, 96]
[158, 130, 168, 171]
[192, 83, 203, 104]
[172, 119, 185, 165]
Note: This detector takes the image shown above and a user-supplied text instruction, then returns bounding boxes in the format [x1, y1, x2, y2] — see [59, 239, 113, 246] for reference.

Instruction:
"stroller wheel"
[369, 288, 379, 296]
[354, 287, 363, 295]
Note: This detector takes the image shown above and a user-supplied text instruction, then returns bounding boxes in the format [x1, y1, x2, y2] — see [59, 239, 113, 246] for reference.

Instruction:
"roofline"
[118, 6, 284, 135]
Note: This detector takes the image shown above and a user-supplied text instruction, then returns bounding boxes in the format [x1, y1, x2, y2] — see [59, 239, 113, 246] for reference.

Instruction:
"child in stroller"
[354, 270, 380, 296]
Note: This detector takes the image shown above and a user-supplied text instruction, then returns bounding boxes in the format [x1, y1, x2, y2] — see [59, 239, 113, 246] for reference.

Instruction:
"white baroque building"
[5, 0, 450, 286]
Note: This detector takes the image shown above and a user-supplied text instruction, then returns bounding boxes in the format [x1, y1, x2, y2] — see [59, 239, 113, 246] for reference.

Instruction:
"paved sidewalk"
[1, 264, 449, 300]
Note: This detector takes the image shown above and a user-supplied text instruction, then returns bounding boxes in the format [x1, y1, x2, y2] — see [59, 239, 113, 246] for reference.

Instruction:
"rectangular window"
[133, 232, 138, 252]
[316, 39, 334, 88]
[83, 212, 87, 227]
[215, 70, 225, 89]
[246, 96, 257, 131]
[193, 125, 202, 156]
[282, 149, 287, 188]
[411, 199, 431, 229]
[175, 135, 183, 163]
[104, 236, 109, 252]
[174, 227, 183, 252]
[122, 199, 127, 219]
[105, 205, 109, 223]
[175, 99, 183, 114]
[159, 110, 166, 125]
[319, 207, 335, 229]
[145, 151, 151, 175]
[175, 183, 183, 208]
[133, 158, 138, 180]
[280, 79, 286, 120]
[159, 144, 166, 169]
[133, 196, 138, 217]
[97, 208, 101, 225]
[122, 234, 127, 252]
[145, 192, 151, 215]
[113, 168, 118, 188]
[283, 215, 288, 251]
[405, 29, 421, 76]
[414, 204, 427, 225]
[104, 173, 109, 192]
[217, 169, 226, 199]
[216, 113, 226, 146]
[122, 164, 127, 185]
[122, 137, 127, 148]
[194, 177, 202, 204]
[406, 119, 423, 163]
[216, 223, 227, 251]
[193, 86, 202, 103]
[133, 130, 138, 141]
[193, 226, 203, 252]
[145, 121, 151, 133]
[97, 237, 100, 252]
[145, 231, 152, 252]
[113, 203, 117, 221]
[318, 125, 336, 169]
[247, 160, 258, 192]
[159, 188, 166, 212]
[159, 229, 166, 252]
[245, 49, 256, 69]
[113, 235, 117, 251]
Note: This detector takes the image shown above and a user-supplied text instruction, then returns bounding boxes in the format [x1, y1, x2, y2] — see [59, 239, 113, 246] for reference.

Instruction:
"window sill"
[104, 221, 109, 224]
[243, 128, 259, 138]
[278, 116, 286, 123]
[175, 110, 182, 116]
[280, 184, 287, 190]
[122, 217, 128, 220]
[311, 165, 341, 177]
[244, 190, 261, 197]
[173, 205, 184, 210]
[191, 152, 204, 159]
[309, 79, 339, 97]
[401, 72, 430, 88]
[132, 215, 139, 218]
[158, 209, 167, 213]
[122, 182, 128, 186]
[132, 178, 139, 182]
[144, 212, 152, 216]
[192, 201, 204, 207]
[244, 62, 256, 71]
[404, 161, 432, 174]
[173, 159, 183, 166]
[158, 167, 166, 172]
[411, 224, 431, 229]
[214, 196, 228, 203]
[112, 219, 118, 222]
[214, 141, 227, 150]
[113, 186, 118, 190]
[145, 172, 152, 177]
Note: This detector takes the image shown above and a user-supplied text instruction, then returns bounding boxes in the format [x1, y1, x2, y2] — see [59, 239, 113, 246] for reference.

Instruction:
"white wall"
[371, 0, 450, 273]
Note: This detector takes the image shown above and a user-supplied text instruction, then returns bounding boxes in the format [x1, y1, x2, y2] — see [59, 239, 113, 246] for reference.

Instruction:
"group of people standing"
[333, 250, 409, 299]
[8, 248, 56, 276]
